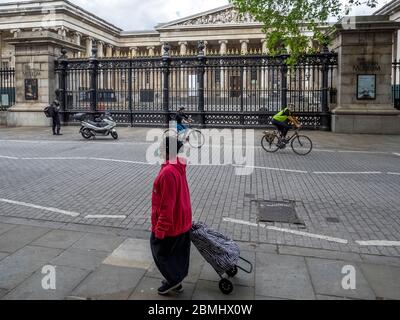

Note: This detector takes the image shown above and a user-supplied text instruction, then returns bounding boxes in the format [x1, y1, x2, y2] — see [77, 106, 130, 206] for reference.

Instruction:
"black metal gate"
[55, 43, 337, 129]
[0, 68, 15, 110]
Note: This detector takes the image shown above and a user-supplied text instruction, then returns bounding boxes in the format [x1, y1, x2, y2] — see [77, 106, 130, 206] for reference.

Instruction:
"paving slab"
[72, 233, 126, 253]
[306, 258, 376, 300]
[255, 296, 288, 300]
[102, 239, 154, 270]
[361, 254, 400, 268]
[50, 248, 110, 271]
[199, 251, 255, 288]
[255, 253, 315, 300]
[71, 265, 145, 300]
[129, 276, 195, 300]
[3, 266, 90, 300]
[0, 223, 17, 236]
[0, 289, 8, 299]
[0, 226, 51, 253]
[32, 230, 85, 250]
[0, 252, 8, 262]
[192, 280, 254, 300]
[360, 264, 400, 300]
[0, 246, 62, 290]
[279, 245, 362, 262]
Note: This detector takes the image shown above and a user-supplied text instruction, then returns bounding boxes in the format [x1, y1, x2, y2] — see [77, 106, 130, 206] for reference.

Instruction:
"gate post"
[162, 43, 171, 126]
[89, 44, 98, 115]
[56, 48, 68, 123]
[321, 46, 331, 131]
[281, 55, 288, 108]
[197, 41, 206, 127]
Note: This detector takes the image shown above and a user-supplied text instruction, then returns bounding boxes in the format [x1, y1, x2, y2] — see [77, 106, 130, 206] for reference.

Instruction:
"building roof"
[374, 0, 400, 15]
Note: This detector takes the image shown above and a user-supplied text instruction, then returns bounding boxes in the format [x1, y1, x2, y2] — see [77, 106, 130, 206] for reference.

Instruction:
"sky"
[0, 0, 393, 31]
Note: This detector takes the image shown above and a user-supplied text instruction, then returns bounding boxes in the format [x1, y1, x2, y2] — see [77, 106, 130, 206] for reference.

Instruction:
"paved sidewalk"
[0, 217, 399, 300]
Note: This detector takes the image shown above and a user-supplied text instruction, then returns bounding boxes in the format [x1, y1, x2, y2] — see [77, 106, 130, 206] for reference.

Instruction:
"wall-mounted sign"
[357, 74, 376, 100]
[25, 79, 38, 100]
[353, 59, 381, 73]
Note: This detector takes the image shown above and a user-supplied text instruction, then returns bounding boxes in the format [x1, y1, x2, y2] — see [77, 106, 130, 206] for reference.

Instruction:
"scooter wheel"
[111, 131, 119, 140]
[81, 128, 92, 140]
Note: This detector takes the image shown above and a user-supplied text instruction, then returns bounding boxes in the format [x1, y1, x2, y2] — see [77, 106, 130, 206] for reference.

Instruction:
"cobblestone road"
[0, 126, 399, 257]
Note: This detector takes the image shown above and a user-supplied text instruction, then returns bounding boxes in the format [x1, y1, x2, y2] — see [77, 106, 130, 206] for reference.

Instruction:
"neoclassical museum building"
[0, 0, 399, 133]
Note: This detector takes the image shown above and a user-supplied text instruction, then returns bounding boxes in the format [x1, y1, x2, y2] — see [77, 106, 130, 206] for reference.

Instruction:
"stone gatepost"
[331, 16, 400, 134]
[5, 29, 83, 126]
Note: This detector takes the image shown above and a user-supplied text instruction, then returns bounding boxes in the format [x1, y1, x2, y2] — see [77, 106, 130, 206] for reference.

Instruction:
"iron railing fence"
[0, 68, 15, 111]
[56, 43, 338, 129]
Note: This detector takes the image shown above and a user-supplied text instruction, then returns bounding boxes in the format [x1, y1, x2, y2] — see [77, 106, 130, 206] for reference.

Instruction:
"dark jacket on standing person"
[151, 157, 193, 240]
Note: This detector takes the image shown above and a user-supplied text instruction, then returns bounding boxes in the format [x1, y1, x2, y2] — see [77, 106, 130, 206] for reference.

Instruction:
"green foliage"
[231, 0, 378, 63]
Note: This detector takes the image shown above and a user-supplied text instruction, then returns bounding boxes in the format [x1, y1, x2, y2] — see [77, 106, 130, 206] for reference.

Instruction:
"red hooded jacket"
[151, 157, 193, 239]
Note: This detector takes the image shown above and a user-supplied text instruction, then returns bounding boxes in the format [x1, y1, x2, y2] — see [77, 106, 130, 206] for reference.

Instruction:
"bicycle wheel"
[163, 129, 179, 139]
[188, 130, 205, 149]
[261, 135, 280, 153]
[291, 135, 313, 156]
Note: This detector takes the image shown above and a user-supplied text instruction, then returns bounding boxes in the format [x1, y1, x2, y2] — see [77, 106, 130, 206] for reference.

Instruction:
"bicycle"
[163, 123, 205, 149]
[261, 124, 313, 156]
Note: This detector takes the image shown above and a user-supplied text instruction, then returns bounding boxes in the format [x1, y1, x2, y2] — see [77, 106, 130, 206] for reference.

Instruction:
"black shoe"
[162, 280, 184, 293]
[53, 133, 57, 136]
[158, 281, 182, 296]
[57, 133, 63, 136]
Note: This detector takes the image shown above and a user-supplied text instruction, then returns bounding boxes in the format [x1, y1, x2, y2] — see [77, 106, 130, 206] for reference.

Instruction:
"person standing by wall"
[47, 99, 62, 136]
[150, 136, 193, 296]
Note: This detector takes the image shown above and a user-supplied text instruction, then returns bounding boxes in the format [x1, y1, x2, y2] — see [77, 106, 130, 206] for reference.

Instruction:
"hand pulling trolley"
[191, 222, 253, 295]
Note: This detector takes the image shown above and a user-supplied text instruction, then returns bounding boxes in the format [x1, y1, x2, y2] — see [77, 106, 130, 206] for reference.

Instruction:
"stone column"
[106, 44, 113, 58]
[74, 32, 82, 57]
[97, 41, 104, 58]
[114, 48, 120, 58]
[179, 41, 188, 56]
[240, 40, 249, 55]
[147, 46, 155, 57]
[5, 29, 81, 126]
[130, 46, 138, 57]
[219, 40, 228, 55]
[86, 37, 94, 57]
[331, 16, 400, 134]
[260, 39, 268, 94]
[219, 40, 228, 97]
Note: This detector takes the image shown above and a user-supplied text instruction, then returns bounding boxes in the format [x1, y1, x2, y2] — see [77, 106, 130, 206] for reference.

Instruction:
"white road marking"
[233, 165, 308, 174]
[0, 155, 18, 159]
[313, 171, 382, 175]
[21, 157, 88, 161]
[90, 158, 152, 166]
[223, 218, 349, 244]
[0, 198, 80, 217]
[388, 172, 400, 176]
[393, 153, 400, 157]
[356, 240, 400, 247]
[85, 215, 126, 219]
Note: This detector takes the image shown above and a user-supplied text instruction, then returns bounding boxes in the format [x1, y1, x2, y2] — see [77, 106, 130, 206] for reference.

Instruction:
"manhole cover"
[256, 200, 304, 225]
[326, 217, 341, 223]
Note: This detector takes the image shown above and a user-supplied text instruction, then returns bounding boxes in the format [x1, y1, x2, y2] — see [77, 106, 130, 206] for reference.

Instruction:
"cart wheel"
[219, 279, 234, 295]
[226, 266, 238, 278]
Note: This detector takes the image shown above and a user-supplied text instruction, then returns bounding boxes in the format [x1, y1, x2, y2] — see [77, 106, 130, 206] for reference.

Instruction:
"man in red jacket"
[151, 136, 193, 295]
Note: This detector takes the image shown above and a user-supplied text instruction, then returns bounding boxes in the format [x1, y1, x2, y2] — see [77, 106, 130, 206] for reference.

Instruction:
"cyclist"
[176, 107, 193, 135]
[272, 105, 298, 145]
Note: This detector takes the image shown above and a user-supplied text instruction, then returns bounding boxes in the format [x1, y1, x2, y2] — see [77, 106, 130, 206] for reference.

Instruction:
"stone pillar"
[114, 48, 120, 58]
[97, 41, 104, 58]
[106, 44, 113, 58]
[331, 16, 400, 134]
[179, 41, 188, 56]
[5, 29, 81, 126]
[147, 46, 155, 57]
[219, 40, 228, 55]
[86, 37, 93, 57]
[261, 39, 268, 54]
[130, 46, 138, 57]
[219, 40, 228, 97]
[74, 32, 82, 57]
[240, 40, 249, 55]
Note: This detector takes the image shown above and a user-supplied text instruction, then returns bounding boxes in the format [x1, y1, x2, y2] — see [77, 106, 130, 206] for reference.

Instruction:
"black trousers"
[272, 119, 291, 138]
[150, 231, 191, 285]
[52, 115, 61, 134]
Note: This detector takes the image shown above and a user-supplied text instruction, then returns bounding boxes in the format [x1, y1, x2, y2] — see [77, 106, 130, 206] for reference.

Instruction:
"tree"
[230, 0, 378, 63]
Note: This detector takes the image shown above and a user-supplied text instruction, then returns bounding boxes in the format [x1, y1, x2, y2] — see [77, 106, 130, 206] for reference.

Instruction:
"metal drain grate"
[256, 200, 304, 225]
